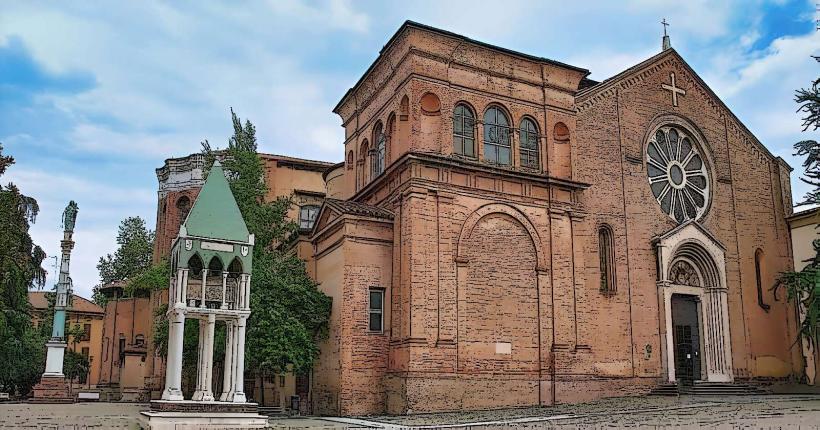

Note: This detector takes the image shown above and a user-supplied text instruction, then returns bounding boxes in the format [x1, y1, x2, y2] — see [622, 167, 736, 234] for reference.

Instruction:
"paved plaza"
[2, 395, 820, 429]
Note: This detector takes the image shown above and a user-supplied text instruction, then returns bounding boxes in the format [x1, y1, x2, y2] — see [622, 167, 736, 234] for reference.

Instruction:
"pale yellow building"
[787, 207, 820, 385]
[29, 292, 105, 388]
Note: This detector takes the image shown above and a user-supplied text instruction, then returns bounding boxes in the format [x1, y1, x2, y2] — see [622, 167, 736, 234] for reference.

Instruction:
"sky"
[1, 0, 818, 300]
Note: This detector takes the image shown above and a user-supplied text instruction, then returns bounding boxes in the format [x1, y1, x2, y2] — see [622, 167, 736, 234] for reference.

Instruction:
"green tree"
[63, 349, 89, 393]
[92, 216, 155, 306]
[776, 58, 820, 352]
[201, 109, 332, 375]
[0, 143, 49, 395]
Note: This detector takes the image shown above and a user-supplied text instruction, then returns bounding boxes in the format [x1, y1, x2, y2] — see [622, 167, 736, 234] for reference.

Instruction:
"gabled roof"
[577, 48, 786, 167]
[323, 198, 394, 220]
[182, 160, 250, 242]
[652, 220, 727, 251]
[28, 291, 104, 315]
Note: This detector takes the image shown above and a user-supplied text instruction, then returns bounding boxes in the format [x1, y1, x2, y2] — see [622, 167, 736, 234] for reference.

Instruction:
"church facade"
[298, 21, 802, 415]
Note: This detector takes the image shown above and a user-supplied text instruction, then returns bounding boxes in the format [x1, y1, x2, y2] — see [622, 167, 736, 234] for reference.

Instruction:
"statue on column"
[32, 201, 78, 403]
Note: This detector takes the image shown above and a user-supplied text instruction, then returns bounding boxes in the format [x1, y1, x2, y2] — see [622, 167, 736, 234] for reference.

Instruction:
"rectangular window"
[81, 347, 90, 359]
[82, 323, 91, 341]
[368, 289, 384, 332]
[299, 205, 319, 230]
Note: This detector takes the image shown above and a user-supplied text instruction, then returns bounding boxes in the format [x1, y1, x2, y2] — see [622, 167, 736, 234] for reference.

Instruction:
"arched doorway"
[655, 222, 733, 383]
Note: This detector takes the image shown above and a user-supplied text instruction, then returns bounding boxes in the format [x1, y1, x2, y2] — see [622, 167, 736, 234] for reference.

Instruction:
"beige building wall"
[787, 207, 820, 384]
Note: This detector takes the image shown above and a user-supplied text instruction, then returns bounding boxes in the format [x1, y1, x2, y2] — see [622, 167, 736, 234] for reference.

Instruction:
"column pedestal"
[32, 341, 72, 403]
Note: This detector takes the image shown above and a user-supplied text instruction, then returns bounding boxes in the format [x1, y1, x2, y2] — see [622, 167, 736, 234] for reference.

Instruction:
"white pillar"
[232, 316, 248, 403]
[161, 309, 185, 401]
[221, 271, 229, 309]
[202, 313, 216, 401]
[181, 268, 189, 305]
[242, 275, 251, 310]
[174, 268, 185, 305]
[220, 321, 235, 402]
[192, 319, 206, 400]
[201, 270, 207, 308]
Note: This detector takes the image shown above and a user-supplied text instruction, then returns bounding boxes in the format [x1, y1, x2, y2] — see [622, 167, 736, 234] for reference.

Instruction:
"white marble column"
[192, 319, 207, 400]
[232, 316, 248, 403]
[221, 271, 229, 309]
[220, 320, 235, 402]
[201, 270, 207, 308]
[202, 313, 216, 401]
[162, 309, 186, 401]
[244, 274, 252, 311]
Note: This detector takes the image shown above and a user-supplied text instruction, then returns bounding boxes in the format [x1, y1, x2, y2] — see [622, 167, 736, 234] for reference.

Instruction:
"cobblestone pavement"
[0, 402, 145, 429]
[3, 395, 820, 429]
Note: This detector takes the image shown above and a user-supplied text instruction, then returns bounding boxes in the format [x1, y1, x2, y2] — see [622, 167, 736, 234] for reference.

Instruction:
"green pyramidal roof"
[182, 160, 250, 242]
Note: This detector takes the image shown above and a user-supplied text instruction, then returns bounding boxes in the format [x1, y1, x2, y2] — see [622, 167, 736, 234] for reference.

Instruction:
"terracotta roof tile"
[28, 291, 104, 315]
[324, 198, 394, 220]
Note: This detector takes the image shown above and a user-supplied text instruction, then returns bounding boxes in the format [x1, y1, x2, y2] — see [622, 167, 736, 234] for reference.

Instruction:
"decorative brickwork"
[300, 21, 800, 416]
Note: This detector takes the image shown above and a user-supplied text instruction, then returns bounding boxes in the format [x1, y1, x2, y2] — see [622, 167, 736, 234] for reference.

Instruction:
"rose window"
[646, 126, 710, 223]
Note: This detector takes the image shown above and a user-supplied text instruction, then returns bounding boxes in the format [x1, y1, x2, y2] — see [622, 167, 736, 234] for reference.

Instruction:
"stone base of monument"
[31, 376, 73, 403]
[139, 400, 267, 429]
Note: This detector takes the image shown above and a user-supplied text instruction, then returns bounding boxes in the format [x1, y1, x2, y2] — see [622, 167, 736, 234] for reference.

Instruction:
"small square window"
[368, 289, 384, 332]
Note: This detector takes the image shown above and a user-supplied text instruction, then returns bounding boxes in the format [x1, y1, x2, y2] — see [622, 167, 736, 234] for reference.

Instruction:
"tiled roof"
[28, 291, 104, 315]
[324, 198, 394, 220]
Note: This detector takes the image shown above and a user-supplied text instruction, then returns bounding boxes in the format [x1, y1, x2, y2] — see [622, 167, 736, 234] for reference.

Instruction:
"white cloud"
[5, 166, 156, 299]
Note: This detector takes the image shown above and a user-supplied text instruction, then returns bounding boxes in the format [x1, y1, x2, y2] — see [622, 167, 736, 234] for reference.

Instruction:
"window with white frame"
[368, 288, 384, 332]
[299, 205, 320, 230]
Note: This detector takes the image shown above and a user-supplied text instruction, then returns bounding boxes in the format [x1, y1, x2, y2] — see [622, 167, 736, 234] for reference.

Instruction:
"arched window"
[483, 106, 511, 165]
[227, 257, 243, 275]
[358, 140, 369, 189]
[176, 196, 191, 226]
[346, 151, 354, 170]
[453, 103, 476, 158]
[299, 205, 320, 230]
[188, 254, 203, 276]
[208, 256, 223, 277]
[372, 122, 386, 176]
[755, 249, 770, 312]
[598, 225, 616, 295]
[519, 118, 539, 169]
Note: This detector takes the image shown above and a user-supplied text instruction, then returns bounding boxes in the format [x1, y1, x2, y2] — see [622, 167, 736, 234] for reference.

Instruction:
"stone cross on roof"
[661, 18, 671, 50]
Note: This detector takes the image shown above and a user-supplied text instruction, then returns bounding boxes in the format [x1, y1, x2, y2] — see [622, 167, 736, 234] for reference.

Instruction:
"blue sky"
[1, 0, 818, 299]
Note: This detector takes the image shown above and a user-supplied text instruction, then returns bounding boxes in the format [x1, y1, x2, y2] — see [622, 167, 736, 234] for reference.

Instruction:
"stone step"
[258, 405, 287, 416]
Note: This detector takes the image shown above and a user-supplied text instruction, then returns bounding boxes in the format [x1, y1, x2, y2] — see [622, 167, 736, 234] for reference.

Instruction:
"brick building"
[295, 21, 802, 415]
[146, 21, 804, 416]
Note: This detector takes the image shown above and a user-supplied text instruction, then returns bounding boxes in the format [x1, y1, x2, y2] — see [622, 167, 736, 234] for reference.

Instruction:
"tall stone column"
[34, 201, 78, 402]
[220, 320, 235, 402]
[232, 316, 248, 403]
[162, 309, 186, 401]
[202, 313, 216, 401]
[192, 319, 207, 401]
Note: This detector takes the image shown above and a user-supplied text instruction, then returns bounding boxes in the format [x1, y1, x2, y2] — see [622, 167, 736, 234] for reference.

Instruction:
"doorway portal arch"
[654, 221, 733, 383]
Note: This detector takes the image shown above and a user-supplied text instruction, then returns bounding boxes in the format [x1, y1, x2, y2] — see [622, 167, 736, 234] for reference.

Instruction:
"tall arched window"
[598, 225, 616, 295]
[188, 254, 203, 276]
[483, 106, 511, 165]
[755, 249, 770, 312]
[453, 103, 476, 158]
[519, 117, 539, 169]
[176, 196, 191, 226]
[372, 122, 385, 176]
[208, 256, 223, 277]
[357, 140, 369, 189]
